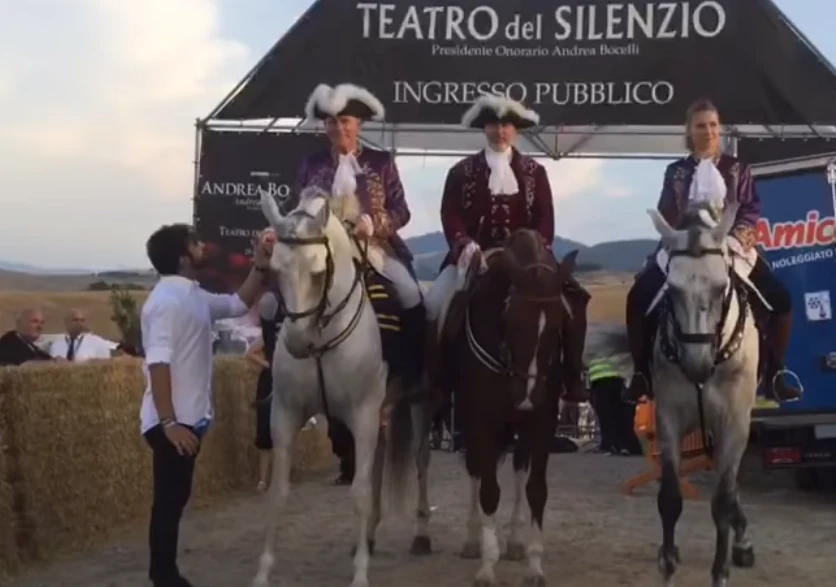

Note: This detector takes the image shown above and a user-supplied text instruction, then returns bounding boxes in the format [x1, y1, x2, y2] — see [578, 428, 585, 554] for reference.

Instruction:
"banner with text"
[216, 0, 836, 126]
[194, 130, 325, 293]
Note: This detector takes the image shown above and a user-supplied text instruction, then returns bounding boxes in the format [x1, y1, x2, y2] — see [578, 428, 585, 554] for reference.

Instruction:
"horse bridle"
[272, 206, 367, 347]
[659, 244, 749, 460]
[465, 260, 567, 382]
[263, 208, 371, 419]
[660, 246, 747, 366]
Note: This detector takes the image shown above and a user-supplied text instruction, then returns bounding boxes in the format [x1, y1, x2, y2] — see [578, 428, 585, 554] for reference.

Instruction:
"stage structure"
[198, 0, 836, 163]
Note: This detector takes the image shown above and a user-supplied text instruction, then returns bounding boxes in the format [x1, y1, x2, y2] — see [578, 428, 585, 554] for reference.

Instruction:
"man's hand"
[163, 423, 200, 456]
[253, 228, 276, 267]
[354, 214, 374, 239]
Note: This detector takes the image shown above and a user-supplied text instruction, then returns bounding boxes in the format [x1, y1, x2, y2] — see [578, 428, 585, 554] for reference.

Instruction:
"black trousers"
[254, 368, 273, 450]
[591, 377, 641, 453]
[328, 417, 355, 480]
[144, 425, 198, 583]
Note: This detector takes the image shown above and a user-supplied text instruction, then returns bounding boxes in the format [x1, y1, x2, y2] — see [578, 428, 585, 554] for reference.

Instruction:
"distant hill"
[0, 232, 655, 286]
[403, 232, 655, 280]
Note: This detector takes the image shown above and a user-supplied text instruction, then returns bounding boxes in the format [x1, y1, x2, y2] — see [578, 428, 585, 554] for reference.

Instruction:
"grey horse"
[604, 200, 759, 587]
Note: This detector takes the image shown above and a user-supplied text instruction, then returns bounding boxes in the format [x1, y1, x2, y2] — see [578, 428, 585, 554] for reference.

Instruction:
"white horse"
[622, 201, 759, 587]
[252, 186, 415, 587]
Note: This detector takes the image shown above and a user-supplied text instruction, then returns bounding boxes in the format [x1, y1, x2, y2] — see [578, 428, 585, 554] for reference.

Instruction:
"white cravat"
[332, 153, 363, 197]
[484, 146, 518, 196]
[688, 158, 726, 210]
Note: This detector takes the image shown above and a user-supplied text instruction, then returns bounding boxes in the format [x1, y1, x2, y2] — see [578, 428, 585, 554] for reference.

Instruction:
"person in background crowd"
[49, 308, 115, 361]
[245, 289, 284, 493]
[0, 308, 52, 366]
[140, 223, 274, 587]
[588, 357, 636, 456]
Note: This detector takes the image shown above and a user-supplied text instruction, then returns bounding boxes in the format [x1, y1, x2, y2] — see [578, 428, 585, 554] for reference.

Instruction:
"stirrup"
[771, 368, 804, 403]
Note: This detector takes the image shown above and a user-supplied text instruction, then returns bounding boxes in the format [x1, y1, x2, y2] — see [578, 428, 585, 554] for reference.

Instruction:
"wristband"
[160, 417, 177, 429]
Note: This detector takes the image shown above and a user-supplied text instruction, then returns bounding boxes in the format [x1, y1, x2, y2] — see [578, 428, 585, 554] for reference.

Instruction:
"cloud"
[0, 0, 251, 268]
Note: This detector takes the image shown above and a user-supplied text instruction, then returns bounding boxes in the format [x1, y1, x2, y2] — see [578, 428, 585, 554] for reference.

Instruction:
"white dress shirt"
[139, 275, 249, 434]
[49, 333, 115, 361]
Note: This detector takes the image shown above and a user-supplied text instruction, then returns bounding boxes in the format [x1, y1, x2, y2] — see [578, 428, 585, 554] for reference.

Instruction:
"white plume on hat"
[460, 94, 540, 129]
[304, 83, 385, 121]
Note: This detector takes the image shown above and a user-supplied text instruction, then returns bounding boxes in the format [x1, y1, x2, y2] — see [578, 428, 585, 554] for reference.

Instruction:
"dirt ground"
[6, 450, 835, 587]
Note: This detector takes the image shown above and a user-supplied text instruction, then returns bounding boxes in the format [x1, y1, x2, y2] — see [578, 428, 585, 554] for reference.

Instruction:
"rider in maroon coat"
[438, 94, 590, 403]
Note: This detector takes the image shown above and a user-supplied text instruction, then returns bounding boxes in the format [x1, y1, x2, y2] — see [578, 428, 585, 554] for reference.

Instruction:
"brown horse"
[442, 229, 578, 587]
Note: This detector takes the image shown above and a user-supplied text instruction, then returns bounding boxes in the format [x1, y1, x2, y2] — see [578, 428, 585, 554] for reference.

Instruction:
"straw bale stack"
[0, 356, 333, 571]
[0, 376, 20, 578]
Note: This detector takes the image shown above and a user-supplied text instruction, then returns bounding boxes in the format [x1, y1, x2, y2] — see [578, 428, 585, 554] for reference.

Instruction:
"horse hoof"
[504, 542, 526, 561]
[349, 539, 376, 557]
[461, 541, 481, 559]
[657, 545, 680, 579]
[732, 544, 755, 568]
[711, 578, 728, 587]
[521, 574, 546, 587]
[410, 535, 432, 555]
[251, 576, 269, 587]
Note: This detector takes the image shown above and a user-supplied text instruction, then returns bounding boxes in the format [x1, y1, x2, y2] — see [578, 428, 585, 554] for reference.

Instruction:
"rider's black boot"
[624, 285, 653, 403]
[400, 304, 427, 387]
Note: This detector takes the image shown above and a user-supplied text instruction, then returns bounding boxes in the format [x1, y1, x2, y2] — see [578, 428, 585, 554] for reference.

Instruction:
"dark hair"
[145, 223, 196, 276]
[684, 98, 719, 151]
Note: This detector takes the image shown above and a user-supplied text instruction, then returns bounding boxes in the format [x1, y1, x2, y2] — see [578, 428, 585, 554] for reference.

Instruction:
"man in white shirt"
[49, 309, 115, 361]
[140, 223, 274, 587]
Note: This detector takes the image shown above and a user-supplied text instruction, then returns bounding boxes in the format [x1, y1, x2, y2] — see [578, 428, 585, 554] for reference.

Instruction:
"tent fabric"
[207, 0, 836, 158]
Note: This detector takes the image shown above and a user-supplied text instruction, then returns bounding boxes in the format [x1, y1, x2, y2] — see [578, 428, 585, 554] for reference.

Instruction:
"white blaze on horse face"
[518, 311, 546, 411]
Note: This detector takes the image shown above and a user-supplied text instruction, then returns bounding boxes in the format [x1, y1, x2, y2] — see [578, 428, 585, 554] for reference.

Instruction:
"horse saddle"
[651, 246, 771, 315]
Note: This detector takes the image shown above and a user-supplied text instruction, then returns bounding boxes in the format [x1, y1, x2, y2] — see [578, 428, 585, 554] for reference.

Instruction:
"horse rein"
[465, 258, 565, 382]
[258, 209, 371, 417]
[660, 245, 749, 459]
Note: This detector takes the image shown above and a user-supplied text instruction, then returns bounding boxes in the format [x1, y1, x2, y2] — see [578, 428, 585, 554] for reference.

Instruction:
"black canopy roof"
[206, 0, 836, 159]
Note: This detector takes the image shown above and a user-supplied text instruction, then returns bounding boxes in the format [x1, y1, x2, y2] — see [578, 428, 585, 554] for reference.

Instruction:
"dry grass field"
[0, 271, 631, 340]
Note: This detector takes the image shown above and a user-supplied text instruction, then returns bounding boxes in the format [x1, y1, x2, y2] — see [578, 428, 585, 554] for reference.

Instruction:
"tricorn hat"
[304, 83, 385, 121]
[461, 94, 540, 130]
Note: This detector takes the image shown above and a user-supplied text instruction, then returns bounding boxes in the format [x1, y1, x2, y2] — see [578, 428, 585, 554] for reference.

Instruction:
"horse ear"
[314, 198, 330, 229]
[260, 188, 284, 228]
[713, 201, 739, 240]
[557, 249, 579, 283]
[647, 209, 682, 248]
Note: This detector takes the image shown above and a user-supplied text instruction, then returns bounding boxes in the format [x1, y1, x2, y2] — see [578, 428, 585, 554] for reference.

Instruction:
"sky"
[0, 0, 833, 270]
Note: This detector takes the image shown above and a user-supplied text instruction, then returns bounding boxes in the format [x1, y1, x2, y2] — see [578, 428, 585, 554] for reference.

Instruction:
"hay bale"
[3, 359, 153, 561]
[0, 373, 20, 578]
[192, 357, 260, 500]
[2, 357, 271, 565]
[293, 417, 335, 473]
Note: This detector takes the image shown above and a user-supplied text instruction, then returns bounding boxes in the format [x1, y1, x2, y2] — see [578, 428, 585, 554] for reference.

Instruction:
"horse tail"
[383, 375, 416, 516]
